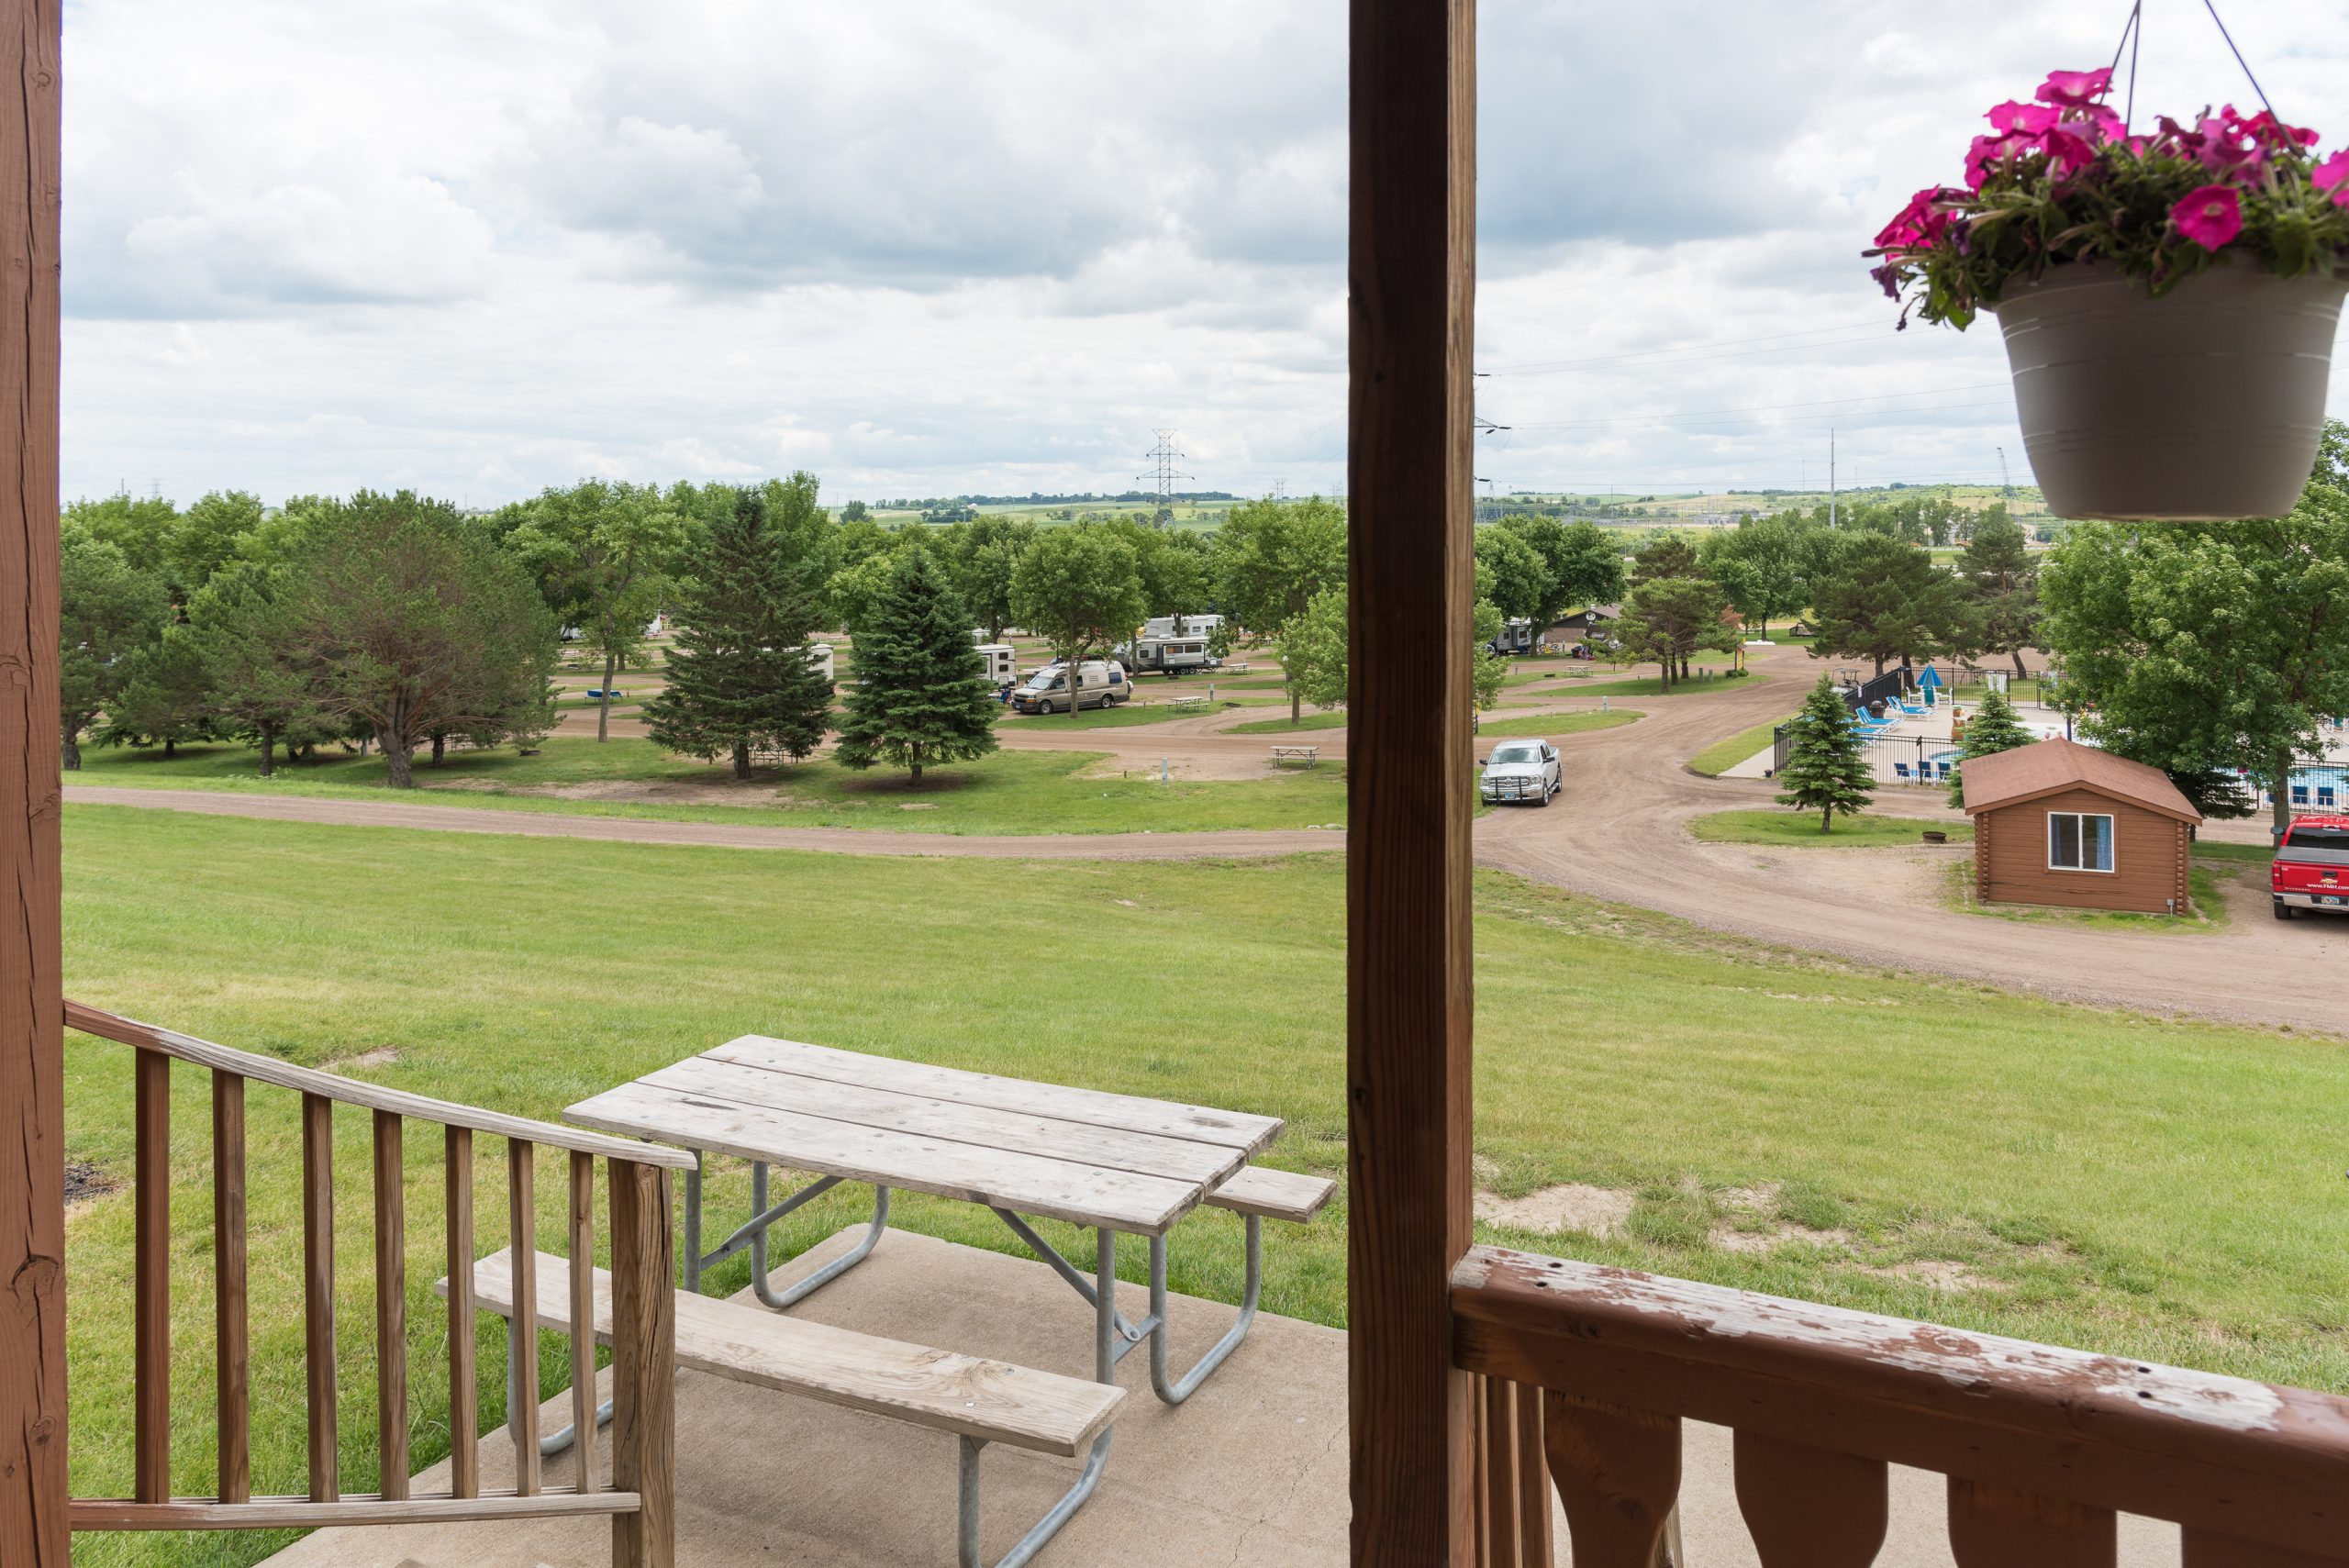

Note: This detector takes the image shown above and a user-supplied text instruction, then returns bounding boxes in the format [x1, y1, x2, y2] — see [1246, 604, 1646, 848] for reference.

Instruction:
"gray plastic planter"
[1991, 265, 2346, 520]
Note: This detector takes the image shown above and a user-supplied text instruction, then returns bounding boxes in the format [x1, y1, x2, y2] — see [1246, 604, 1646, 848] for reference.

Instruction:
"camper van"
[1122, 634, 1219, 678]
[1009, 659, 1130, 715]
[975, 643, 1018, 688]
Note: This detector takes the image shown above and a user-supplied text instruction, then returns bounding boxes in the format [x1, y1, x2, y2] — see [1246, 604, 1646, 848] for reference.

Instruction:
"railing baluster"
[301, 1091, 339, 1502]
[1733, 1430, 1887, 1567]
[1948, 1477, 2116, 1567]
[568, 1151, 597, 1492]
[372, 1110, 407, 1500]
[609, 1159, 676, 1568]
[212, 1069, 249, 1506]
[2182, 1532, 2345, 1567]
[1545, 1392, 1679, 1568]
[445, 1125, 479, 1499]
[1472, 1376, 1552, 1568]
[1510, 1382, 1549, 1562]
[134, 1049, 171, 1505]
[507, 1140, 540, 1496]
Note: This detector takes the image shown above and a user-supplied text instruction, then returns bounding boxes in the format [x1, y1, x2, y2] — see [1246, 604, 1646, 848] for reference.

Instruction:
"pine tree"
[1776, 673, 1876, 832]
[643, 488, 835, 779]
[832, 545, 1000, 784]
[1947, 685, 2034, 806]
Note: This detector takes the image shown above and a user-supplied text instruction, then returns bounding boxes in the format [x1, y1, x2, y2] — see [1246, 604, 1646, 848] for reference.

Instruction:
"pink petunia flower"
[1986, 100, 2059, 137]
[2172, 184, 2243, 250]
[2035, 68, 2114, 108]
[2316, 150, 2349, 207]
[2224, 106, 2319, 150]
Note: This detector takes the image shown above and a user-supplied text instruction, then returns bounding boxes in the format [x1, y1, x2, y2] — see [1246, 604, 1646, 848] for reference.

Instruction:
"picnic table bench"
[453, 1248, 1123, 1568]
[1164, 695, 1210, 713]
[1270, 744, 1319, 768]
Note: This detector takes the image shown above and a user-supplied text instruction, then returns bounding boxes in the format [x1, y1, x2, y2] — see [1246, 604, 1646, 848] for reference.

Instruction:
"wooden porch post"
[0, 0, 65, 1562]
[1346, 0, 1477, 1562]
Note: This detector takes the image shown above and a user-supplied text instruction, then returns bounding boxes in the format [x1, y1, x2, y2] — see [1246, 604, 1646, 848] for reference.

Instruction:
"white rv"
[1141, 613, 1223, 640]
[975, 643, 1018, 687]
[806, 643, 836, 687]
[1010, 659, 1130, 715]
[1126, 613, 1224, 677]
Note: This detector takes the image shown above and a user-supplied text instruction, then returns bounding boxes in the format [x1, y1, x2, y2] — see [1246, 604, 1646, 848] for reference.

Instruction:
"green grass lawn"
[56, 805, 2349, 1566]
[1473, 708, 1642, 741]
[1690, 808, 1973, 848]
[1226, 711, 1347, 735]
[71, 739, 1347, 836]
[1687, 716, 1791, 777]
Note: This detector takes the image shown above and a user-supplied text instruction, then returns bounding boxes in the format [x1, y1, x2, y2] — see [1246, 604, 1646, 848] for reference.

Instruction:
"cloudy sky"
[58, 0, 2349, 508]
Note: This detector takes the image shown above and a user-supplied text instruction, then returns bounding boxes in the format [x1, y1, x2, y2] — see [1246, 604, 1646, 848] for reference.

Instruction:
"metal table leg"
[954, 1226, 1118, 1568]
[1147, 1214, 1261, 1406]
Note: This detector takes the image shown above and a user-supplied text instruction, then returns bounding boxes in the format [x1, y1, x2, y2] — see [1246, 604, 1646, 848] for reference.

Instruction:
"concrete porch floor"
[265, 1224, 2182, 1567]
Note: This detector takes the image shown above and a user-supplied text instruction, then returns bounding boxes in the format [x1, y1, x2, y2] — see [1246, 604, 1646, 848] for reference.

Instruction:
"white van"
[1010, 659, 1130, 715]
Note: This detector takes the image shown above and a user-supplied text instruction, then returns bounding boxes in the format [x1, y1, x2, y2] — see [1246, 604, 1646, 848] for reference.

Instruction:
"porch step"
[1206, 1167, 1336, 1223]
[451, 1248, 1123, 1457]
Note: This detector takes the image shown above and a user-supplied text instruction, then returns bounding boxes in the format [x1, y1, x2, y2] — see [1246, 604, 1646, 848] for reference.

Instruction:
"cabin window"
[2321, 785, 2339, 808]
[2291, 784, 2311, 806]
[2047, 812, 2114, 873]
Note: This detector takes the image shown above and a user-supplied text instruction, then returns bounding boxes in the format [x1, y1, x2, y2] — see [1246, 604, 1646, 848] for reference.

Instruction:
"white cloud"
[56, 0, 2349, 503]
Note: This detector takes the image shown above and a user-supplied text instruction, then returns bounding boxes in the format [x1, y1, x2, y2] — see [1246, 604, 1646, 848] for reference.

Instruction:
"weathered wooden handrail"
[66, 1003, 696, 1171]
[1453, 1243, 2349, 1565]
[65, 1001, 681, 1565]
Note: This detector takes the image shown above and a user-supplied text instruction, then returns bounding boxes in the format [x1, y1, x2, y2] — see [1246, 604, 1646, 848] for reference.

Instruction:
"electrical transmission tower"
[1137, 430, 1193, 526]
[1998, 446, 2014, 498]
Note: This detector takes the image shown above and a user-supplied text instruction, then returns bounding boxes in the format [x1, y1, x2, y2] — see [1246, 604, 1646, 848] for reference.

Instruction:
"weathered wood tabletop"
[565, 1035, 1285, 1237]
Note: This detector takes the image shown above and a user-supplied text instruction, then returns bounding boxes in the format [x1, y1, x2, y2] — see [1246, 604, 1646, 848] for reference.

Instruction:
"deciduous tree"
[1213, 496, 1346, 719]
[1490, 515, 1624, 631]
[507, 478, 687, 741]
[1613, 575, 1738, 692]
[2042, 438, 2349, 837]
[1809, 533, 1970, 676]
[1275, 587, 1347, 714]
[284, 490, 559, 788]
[58, 518, 169, 769]
[1009, 522, 1146, 710]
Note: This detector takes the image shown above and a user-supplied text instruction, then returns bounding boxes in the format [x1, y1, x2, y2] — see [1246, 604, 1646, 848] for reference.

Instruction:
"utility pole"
[1998, 445, 2014, 498]
[1137, 430, 1192, 527]
[1829, 428, 1838, 528]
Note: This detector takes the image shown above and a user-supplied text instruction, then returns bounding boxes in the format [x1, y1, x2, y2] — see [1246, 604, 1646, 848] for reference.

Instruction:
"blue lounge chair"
[1892, 762, 1915, 783]
[1935, 761, 1954, 781]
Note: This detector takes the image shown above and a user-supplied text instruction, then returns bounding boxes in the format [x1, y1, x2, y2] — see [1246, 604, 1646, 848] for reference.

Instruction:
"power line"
[1501, 383, 2011, 432]
[1481, 318, 1894, 376]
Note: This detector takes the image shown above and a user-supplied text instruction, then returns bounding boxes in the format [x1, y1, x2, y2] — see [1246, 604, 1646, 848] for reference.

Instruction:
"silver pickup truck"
[1478, 739, 1560, 806]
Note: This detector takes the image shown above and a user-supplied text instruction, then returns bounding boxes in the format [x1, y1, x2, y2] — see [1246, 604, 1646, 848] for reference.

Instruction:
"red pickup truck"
[2271, 814, 2349, 919]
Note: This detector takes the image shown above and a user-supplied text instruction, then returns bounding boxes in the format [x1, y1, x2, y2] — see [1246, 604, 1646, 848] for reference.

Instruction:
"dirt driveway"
[1472, 642, 2349, 1034]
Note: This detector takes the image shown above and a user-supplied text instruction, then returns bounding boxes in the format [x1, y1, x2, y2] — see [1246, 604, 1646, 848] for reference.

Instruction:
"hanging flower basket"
[1866, 69, 2349, 520]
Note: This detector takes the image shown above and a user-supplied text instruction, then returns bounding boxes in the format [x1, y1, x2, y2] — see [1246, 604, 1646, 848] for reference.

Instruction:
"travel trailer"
[975, 642, 1018, 687]
[1141, 613, 1222, 640]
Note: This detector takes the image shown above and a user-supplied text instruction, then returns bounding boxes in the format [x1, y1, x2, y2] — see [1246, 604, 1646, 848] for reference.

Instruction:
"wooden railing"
[1453, 1244, 2349, 1567]
[64, 1003, 695, 1566]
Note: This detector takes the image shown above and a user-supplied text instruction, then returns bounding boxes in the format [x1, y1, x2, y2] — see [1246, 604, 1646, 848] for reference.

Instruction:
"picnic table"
[565, 1036, 1325, 1408]
[1270, 744, 1319, 768]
